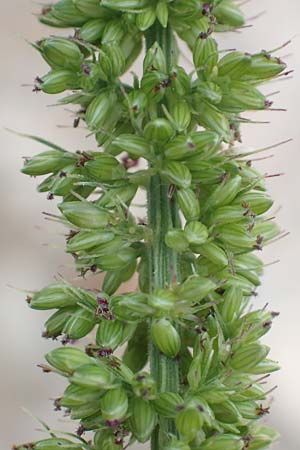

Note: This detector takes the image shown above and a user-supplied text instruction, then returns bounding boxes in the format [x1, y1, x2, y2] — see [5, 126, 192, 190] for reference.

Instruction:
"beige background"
[1, 1, 299, 449]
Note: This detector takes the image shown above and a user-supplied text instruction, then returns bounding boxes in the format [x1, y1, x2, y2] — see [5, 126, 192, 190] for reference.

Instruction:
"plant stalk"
[146, 23, 180, 449]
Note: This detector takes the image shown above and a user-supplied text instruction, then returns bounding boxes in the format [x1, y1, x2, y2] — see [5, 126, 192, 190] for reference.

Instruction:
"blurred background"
[0, 0, 299, 448]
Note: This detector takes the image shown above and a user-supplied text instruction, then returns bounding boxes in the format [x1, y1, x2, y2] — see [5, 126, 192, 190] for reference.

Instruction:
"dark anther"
[26, 295, 32, 305]
[73, 117, 80, 128]
[265, 100, 274, 109]
[175, 404, 185, 412]
[53, 398, 62, 411]
[76, 425, 86, 436]
[82, 63, 91, 75]
[122, 154, 139, 169]
[42, 7, 52, 15]
[98, 348, 113, 358]
[90, 264, 97, 272]
[202, 2, 213, 15]
[47, 192, 54, 200]
[34, 76, 44, 84]
[106, 419, 120, 428]
[199, 32, 209, 39]
[59, 171, 67, 178]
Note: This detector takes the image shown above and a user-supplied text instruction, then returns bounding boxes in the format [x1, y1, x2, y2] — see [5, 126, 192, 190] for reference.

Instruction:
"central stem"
[146, 24, 180, 449]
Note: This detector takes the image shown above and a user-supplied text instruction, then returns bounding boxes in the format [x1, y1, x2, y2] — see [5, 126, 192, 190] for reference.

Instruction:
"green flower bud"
[70, 400, 102, 420]
[199, 434, 244, 450]
[165, 131, 219, 161]
[206, 175, 242, 210]
[103, 43, 126, 78]
[102, 19, 125, 44]
[176, 275, 216, 303]
[101, 0, 149, 12]
[148, 289, 177, 314]
[58, 201, 110, 229]
[44, 306, 78, 338]
[184, 221, 208, 246]
[243, 53, 287, 81]
[132, 371, 156, 399]
[175, 405, 204, 442]
[211, 400, 241, 424]
[251, 221, 280, 243]
[144, 42, 167, 73]
[136, 7, 156, 31]
[165, 229, 190, 252]
[193, 35, 218, 79]
[214, 0, 245, 28]
[96, 320, 124, 351]
[112, 134, 153, 159]
[96, 247, 138, 271]
[216, 223, 255, 249]
[161, 162, 192, 189]
[153, 392, 184, 418]
[171, 100, 191, 132]
[34, 438, 83, 450]
[209, 205, 249, 225]
[130, 397, 157, 443]
[197, 242, 228, 267]
[170, 66, 191, 97]
[45, 347, 91, 374]
[21, 150, 76, 176]
[70, 363, 116, 389]
[100, 387, 128, 421]
[247, 425, 280, 450]
[84, 153, 125, 181]
[230, 343, 269, 372]
[219, 82, 266, 113]
[94, 429, 122, 449]
[60, 383, 102, 407]
[176, 188, 201, 221]
[74, 0, 113, 18]
[38, 38, 83, 70]
[39, 69, 80, 94]
[29, 283, 78, 310]
[151, 319, 181, 358]
[232, 191, 273, 215]
[156, 1, 169, 28]
[85, 91, 118, 131]
[123, 322, 148, 373]
[111, 293, 153, 322]
[164, 439, 191, 450]
[66, 230, 115, 253]
[102, 261, 137, 295]
[246, 358, 280, 375]
[141, 71, 169, 102]
[63, 308, 96, 339]
[187, 354, 202, 390]
[219, 287, 246, 323]
[79, 18, 106, 42]
[196, 102, 231, 142]
[144, 118, 175, 143]
[218, 52, 252, 80]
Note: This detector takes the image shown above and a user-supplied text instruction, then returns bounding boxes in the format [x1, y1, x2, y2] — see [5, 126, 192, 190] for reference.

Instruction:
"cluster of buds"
[16, 0, 290, 449]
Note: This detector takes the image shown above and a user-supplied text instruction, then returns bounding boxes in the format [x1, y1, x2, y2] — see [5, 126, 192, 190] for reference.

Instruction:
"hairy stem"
[146, 24, 180, 449]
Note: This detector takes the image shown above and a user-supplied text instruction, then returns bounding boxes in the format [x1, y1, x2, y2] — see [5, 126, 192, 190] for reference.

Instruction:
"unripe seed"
[63, 308, 96, 339]
[156, 1, 169, 28]
[96, 320, 124, 350]
[218, 52, 252, 79]
[197, 242, 228, 267]
[85, 91, 118, 131]
[66, 230, 115, 253]
[130, 397, 157, 443]
[44, 306, 78, 338]
[243, 53, 287, 81]
[175, 405, 204, 442]
[148, 289, 177, 314]
[30, 283, 78, 310]
[96, 247, 137, 271]
[70, 363, 116, 389]
[214, 0, 245, 27]
[136, 7, 156, 31]
[210, 400, 241, 423]
[40, 69, 80, 94]
[60, 383, 102, 407]
[102, 19, 125, 44]
[21, 150, 76, 176]
[176, 275, 216, 302]
[193, 35, 218, 79]
[199, 433, 244, 450]
[84, 153, 125, 181]
[176, 188, 201, 221]
[164, 131, 220, 161]
[112, 134, 152, 159]
[153, 392, 184, 418]
[232, 191, 273, 215]
[165, 229, 189, 252]
[45, 347, 91, 374]
[58, 201, 110, 229]
[163, 439, 191, 450]
[79, 18, 106, 42]
[100, 387, 128, 421]
[144, 118, 175, 143]
[216, 223, 255, 249]
[34, 438, 83, 450]
[230, 344, 269, 372]
[151, 319, 181, 358]
[143, 43, 167, 74]
[38, 38, 83, 70]
[171, 100, 191, 132]
[206, 175, 242, 210]
[161, 162, 192, 189]
[184, 221, 209, 245]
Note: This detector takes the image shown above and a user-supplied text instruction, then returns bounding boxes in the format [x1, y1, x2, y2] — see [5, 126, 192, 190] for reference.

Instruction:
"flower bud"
[243, 53, 287, 81]
[100, 387, 128, 421]
[218, 51, 252, 80]
[132, 371, 157, 399]
[165, 131, 219, 161]
[184, 221, 208, 246]
[165, 229, 190, 252]
[196, 102, 230, 142]
[170, 66, 191, 97]
[21, 150, 76, 176]
[84, 153, 125, 181]
[216, 223, 255, 249]
[70, 363, 116, 389]
[176, 275, 216, 303]
[247, 425, 280, 450]
[199, 434, 244, 450]
[206, 175, 242, 210]
[143, 42, 167, 74]
[101, 0, 149, 11]
[170, 100, 191, 132]
[176, 188, 201, 221]
[211, 400, 241, 424]
[29, 283, 78, 310]
[79, 18, 105, 42]
[161, 162, 192, 189]
[130, 397, 157, 443]
[156, 1, 169, 27]
[45, 347, 91, 374]
[214, 0, 245, 27]
[193, 35, 218, 79]
[74, 0, 113, 18]
[148, 289, 177, 314]
[66, 230, 115, 253]
[175, 405, 204, 442]
[246, 359, 280, 375]
[104, 43, 126, 78]
[60, 383, 101, 407]
[85, 91, 118, 131]
[230, 343, 269, 372]
[111, 293, 153, 322]
[153, 392, 184, 418]
[209, 205, 249, 225]
[151, 319, 181, 358]
[232, 191, 273, 215]
[96, 320, 124, 351]
[58, 201, 110, 229]
[141, 71, 169, 102]
[197, 242, 228, 267]
[136, 7, 156, 31]
[196, 81, 222, 105]
[39, 69, 80, 94]
[219, 82, 266, 113]
[187, 354, 202, 390]
[144, 118, 175, 143]
[34, 438, 83, 450]
[102, 261, 137, 295]
[38, 38, 83, 70]
[63, 308, 96, 339]
[164, 439, 191, 450]
[251, 221, 280, 243]
[101, 19, 125, 44]
[94, 429, 122, 449]
[219, 287, 246, 323]
[44, 306, 78, 338]
[112, 134, 153, 159]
